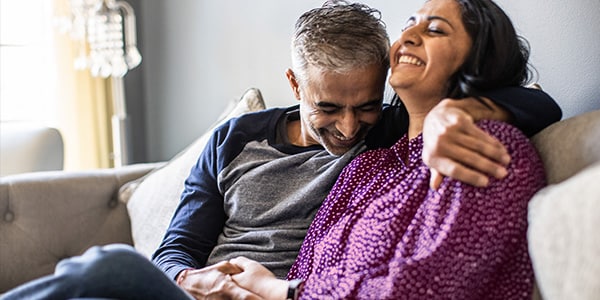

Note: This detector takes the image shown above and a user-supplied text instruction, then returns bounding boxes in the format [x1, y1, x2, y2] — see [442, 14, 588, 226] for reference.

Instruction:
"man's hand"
[230, 257, 288, 300]
[423, 98, 511, 189]
[177, 261, 262, 300]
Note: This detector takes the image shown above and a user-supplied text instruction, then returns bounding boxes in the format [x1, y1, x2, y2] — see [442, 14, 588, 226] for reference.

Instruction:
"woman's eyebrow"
[427, 15, 454, 29]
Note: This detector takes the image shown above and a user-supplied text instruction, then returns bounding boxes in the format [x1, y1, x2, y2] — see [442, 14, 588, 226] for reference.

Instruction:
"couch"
[0, 122, 64, 177]
[1, 88, 599, 299]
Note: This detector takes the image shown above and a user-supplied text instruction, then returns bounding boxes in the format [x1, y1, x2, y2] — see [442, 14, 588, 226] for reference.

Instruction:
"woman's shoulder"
[475, 120, 529, 146]
[474, 119, 545, 182]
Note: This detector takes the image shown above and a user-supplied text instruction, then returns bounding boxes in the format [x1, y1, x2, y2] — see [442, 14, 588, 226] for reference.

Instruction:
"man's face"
[287, 64, 387, 156]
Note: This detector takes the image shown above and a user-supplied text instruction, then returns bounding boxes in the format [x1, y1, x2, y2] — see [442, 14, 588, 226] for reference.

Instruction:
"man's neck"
[286, 118, 305, 146]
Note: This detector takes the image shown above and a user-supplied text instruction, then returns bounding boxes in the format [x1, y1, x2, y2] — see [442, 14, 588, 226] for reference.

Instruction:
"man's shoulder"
[365, 104, 409, 149]
[206, 105, 298, 154]
[232, 105, 289, 122]
[215, 105, 294, 134]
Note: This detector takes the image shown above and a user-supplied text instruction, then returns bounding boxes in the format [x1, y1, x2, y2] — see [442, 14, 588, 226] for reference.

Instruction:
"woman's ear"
[285, 69, 301, 100]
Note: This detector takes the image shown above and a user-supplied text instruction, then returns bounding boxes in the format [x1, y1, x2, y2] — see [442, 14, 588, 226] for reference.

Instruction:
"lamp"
[59, 0, 141, 167]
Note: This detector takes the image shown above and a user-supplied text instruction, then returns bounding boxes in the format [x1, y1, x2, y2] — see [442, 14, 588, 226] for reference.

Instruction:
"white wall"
[138, 0, 600, 162]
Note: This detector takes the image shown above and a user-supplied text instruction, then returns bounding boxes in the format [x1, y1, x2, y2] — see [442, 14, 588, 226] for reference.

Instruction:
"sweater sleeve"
[482, 86, 562, 136]
[151, 127, 227, 281]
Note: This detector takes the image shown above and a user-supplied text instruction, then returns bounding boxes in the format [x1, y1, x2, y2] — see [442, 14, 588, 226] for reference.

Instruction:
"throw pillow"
[123, 88, 266, 257]
[527, 162, 600, 300]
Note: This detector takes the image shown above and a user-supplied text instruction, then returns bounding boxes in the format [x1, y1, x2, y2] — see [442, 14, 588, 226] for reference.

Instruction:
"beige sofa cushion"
[528, 162, 600, 300]
[124, 88, 266, 257]
[531, 109, 600, 185]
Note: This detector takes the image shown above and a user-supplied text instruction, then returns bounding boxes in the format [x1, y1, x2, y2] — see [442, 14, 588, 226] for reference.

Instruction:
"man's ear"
[285, 69, 301, 100]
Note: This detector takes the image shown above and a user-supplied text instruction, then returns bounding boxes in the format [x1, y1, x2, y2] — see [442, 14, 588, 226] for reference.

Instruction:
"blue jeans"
[0, 244, 193, 300]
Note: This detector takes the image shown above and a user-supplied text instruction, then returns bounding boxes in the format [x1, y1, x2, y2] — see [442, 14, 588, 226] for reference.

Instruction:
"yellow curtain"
[52, 0, 114, 170]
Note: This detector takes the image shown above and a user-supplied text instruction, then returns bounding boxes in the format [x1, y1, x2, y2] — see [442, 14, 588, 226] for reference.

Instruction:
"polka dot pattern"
[288, 120, 546, 299]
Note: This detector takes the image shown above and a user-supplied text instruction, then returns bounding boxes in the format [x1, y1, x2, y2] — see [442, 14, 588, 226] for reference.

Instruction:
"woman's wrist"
[259, 278, 289, 300]
[286, 279, 305, 300]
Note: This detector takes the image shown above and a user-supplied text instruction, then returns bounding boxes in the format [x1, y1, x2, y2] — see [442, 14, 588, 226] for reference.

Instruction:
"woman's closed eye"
[428, 26, 446, 34]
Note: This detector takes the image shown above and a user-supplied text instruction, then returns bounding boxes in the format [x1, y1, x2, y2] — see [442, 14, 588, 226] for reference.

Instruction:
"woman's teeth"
[398, 55, 424, 66]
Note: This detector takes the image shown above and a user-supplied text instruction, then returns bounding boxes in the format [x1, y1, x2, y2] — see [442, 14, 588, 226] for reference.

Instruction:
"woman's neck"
[400, 93, 441, 140]
[407, 112, 427, 139]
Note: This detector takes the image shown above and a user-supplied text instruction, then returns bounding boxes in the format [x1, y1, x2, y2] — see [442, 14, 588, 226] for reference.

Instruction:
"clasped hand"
[177, 257, 286, 300]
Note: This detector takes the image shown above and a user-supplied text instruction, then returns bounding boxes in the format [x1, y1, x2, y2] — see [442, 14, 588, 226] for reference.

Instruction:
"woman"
[228, 0, 546, 299]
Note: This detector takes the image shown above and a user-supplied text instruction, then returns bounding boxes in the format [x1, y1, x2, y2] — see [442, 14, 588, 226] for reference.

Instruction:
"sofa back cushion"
[0, 122, 64, 176]
[123, 88, 266, 257]
[531, 109, 600, 184]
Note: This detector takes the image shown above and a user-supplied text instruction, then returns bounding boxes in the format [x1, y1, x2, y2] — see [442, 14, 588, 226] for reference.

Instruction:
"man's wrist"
[443, 97, 511, 122]
[176, 268, 193, 286]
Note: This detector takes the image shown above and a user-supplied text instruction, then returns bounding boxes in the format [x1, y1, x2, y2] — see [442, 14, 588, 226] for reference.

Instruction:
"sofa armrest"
[0, 162, 161, 293]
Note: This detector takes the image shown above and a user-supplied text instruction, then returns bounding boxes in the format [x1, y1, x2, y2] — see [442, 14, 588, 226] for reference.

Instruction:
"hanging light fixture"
[62, 0, 142, 78]
[65, 0, 141, 78]
[58, 0, 142, 167]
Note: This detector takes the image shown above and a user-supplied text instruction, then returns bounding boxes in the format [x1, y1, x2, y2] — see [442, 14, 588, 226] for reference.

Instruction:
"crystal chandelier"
[62, 0, 142, 78]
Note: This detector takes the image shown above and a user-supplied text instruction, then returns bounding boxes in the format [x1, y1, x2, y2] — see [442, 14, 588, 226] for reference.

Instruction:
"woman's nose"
[400, 26, 421, 46]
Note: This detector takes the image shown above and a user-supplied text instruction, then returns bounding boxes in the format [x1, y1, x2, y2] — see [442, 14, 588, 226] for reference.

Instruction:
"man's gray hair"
[291, 0, 390, 84]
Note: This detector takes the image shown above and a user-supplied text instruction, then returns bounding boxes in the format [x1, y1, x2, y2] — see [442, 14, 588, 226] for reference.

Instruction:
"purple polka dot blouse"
[288, 120, 546, 300]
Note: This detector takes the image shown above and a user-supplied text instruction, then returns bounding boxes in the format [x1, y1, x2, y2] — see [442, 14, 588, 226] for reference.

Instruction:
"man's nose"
[336, 111, 360, 138]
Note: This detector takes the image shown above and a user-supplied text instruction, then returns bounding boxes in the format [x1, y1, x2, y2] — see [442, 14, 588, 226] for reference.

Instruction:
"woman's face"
[389, 0, 473, 101]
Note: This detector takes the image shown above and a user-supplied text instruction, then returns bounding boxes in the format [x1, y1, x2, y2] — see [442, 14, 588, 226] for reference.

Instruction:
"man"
[0, 2, 560, 300]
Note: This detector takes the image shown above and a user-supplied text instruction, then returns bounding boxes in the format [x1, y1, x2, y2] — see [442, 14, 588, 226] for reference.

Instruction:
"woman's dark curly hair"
[448, 0, 532, 98]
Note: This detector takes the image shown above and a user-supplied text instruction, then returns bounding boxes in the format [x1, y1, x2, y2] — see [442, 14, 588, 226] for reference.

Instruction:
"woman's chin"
[388, 76, 413, 90]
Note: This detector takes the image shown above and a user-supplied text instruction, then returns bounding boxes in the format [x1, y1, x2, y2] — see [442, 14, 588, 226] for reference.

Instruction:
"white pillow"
[123, 88, 266, 257]
[528, 162, 600, 300]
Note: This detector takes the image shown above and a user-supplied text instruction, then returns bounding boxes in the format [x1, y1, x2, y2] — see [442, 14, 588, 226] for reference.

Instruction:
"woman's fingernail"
[496, 167, 508, 178]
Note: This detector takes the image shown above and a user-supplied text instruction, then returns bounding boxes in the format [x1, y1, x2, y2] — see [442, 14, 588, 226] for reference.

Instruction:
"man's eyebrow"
[315, 99, 382, 109]
[355, 99, 383, 109]
[315, 101, 341, 108]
